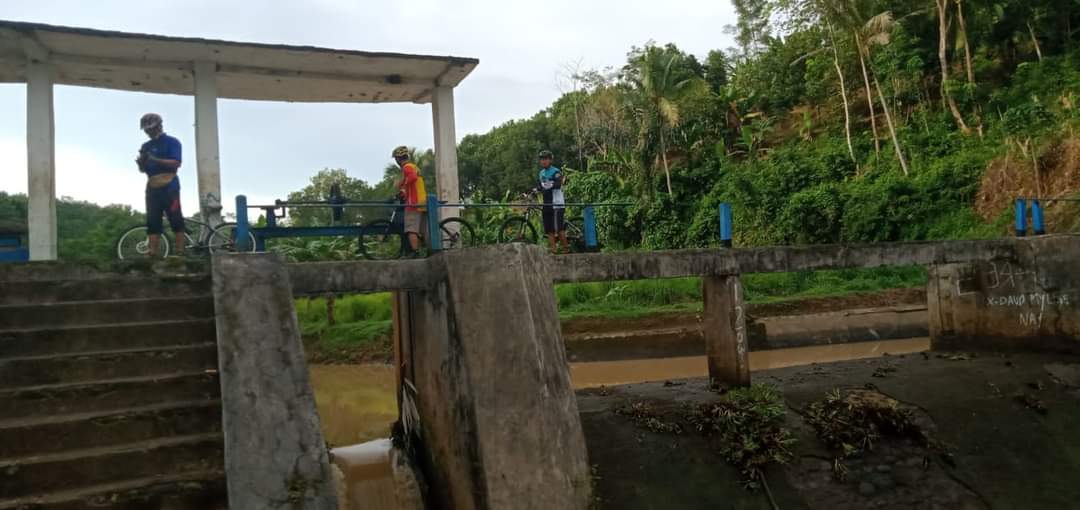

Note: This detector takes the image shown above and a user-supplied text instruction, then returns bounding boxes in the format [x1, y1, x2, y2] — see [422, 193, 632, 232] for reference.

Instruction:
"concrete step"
[0, 371, 220, 420]
[0, 275, 211, 306]
[0, 400, 222, 458]
[0, 344, 219, 389]
[0, 296, 214, 330]
[0, 433, 223, 501]
[0, 318, 216, 358]
[0, 470, 226, 510]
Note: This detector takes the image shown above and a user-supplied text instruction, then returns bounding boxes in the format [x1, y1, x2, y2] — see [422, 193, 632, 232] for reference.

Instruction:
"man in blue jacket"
[136, 113, 185, 257]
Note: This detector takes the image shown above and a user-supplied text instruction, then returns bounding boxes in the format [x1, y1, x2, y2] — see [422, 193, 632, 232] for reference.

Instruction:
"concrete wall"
[400, 244, 591, 509]
[211, 254, 338, 509]
[929, 235, 1080, 353]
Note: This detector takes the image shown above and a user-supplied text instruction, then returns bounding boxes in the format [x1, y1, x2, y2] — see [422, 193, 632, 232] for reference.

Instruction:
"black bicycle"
[358, 200, 476, 260]
[497, 191, 586, 251]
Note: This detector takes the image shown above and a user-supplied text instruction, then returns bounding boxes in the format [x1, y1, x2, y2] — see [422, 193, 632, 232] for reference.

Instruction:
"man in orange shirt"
[392, 146, 426, 254]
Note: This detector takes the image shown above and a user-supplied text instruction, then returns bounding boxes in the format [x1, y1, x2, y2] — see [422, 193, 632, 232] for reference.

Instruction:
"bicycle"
[115, 219, 257, 260]
[497, 191, 586, 252]
[358, 199, 476, 260]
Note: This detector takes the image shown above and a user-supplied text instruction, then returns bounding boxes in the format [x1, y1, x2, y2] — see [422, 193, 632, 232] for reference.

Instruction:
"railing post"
[235, 195, 251, 252]
[427, 194, 442, 251]
[1015, 198, 1027, 237]
[583, 205, 598, 250]
[719, 203, 733, 248]
[1032, 199, 1045, 235]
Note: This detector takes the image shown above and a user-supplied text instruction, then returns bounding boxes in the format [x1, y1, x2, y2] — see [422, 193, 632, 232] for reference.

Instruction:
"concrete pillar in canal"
[703, 275, 751, 387]
[398, 243, 592, 509]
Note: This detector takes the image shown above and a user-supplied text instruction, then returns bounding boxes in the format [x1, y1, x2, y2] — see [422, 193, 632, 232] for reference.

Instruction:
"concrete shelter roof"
[0, 19, 478, 104]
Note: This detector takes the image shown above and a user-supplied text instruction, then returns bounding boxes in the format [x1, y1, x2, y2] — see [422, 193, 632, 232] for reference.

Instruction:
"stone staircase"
[0, 264, 227, 509]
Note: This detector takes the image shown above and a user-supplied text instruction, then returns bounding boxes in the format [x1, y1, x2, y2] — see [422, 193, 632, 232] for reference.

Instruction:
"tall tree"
[826, 20, 859, 169]
[731, 0, 774, 57]
[862, 11, 911, 175]
[934, 0, 972, 134]
[633, 45, 708, 195]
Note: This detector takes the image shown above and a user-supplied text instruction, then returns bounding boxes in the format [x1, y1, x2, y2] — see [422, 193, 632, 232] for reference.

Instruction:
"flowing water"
[310, 337, 930, 445]
[313, 337, 930, 509]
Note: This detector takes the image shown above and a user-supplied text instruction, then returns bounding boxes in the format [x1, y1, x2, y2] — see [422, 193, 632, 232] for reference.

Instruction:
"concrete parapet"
[211, 253, 338, 509]
[400, 243, 591, 509]
[929, 235, 1080, 353]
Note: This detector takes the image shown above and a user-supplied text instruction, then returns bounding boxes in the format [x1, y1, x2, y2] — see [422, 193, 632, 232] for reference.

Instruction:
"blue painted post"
[1015, 199, 1027, 237]
[235, 195, 252, 252]
[1032, 199, 1045, 235]
[583, 206, 598, 250]
[427, 194, 442, 251]
[719, 203, 733, 248]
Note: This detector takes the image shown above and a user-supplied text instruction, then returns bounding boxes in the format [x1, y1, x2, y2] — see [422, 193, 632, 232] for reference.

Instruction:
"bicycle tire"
[167, 219, 211, 257]
[359, 220, 404, 260]
[116, 224, 169, 260]
[208, 222, 258, 253]
[439, 218, 476, 250]
[498, 216, 538, 244]
[563, 218, 588, 253]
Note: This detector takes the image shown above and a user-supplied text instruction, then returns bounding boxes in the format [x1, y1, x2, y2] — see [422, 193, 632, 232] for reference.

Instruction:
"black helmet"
[140, 113, 162, 130]
[538, 150, 554, 159]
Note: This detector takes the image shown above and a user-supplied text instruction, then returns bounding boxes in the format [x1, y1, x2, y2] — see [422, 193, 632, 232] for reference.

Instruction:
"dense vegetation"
[6, 1, 1080, 360]
[457, 0, 1080, 249]
[0, 191, 143, 262]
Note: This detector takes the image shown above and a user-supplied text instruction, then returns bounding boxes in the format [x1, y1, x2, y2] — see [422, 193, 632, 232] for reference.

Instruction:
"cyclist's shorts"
[404, 210, 427, 235]
[542, 206, 565, 234]
[146, 187, 185, 235]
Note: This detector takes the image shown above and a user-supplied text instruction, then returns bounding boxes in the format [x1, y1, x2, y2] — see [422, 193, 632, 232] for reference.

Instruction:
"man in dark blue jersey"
[136, 113, 185, 257]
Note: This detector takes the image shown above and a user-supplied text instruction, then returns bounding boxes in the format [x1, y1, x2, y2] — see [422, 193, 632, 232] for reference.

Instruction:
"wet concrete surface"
[578, 350, 1080, 509]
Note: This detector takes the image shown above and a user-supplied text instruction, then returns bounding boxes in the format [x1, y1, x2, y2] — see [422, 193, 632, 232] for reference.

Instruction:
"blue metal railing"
[232, 194, 736, 253]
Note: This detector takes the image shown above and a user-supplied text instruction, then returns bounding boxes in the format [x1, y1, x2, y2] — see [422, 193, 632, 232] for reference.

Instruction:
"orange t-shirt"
[400, 162, 426, 212]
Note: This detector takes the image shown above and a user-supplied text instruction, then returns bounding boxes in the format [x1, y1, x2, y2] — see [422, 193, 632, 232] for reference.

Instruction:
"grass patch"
[294, 266, 928, 360]
[297, 294, 393, 363]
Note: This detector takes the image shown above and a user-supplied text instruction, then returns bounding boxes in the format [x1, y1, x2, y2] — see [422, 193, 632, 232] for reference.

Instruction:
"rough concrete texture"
[280, 239, 1024, 294]
[211, 253, 338, 509]
[929, 235, 1080, 353]
[579, 350, 1080, 509]
[287, 259, 432, 295]
[552, 238, 1020, 283]
[404, 243, 591, 509]
[703, 275, 750, 387]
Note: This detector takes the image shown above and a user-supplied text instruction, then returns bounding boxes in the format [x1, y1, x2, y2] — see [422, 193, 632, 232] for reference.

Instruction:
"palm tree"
[634, 46, 709, 195]
[861, 11, 911, 175]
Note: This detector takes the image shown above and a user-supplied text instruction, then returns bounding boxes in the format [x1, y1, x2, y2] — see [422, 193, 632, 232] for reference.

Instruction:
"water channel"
[310, 337, 930, 446]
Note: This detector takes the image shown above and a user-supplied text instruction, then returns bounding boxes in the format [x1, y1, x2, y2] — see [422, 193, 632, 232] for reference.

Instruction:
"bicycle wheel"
[208, 222, 257, 253]
[498, 216, 538, 244]
[359, 220, 404, 260]
[439, 218, 476, 250]
[116, 225, 169, 260]
[170, 220, 211, 257]
[563, 218, 588, 253]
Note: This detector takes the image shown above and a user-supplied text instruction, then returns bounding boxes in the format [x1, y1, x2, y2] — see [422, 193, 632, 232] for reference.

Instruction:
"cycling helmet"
[140, 113, 163, 130]
[392, 146, 410, 159]
[538, 149, 554, 159]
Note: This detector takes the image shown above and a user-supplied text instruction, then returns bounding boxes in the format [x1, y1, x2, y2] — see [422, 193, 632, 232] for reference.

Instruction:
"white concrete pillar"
[26, 60, 57, 261]
[194, 61, 223, 226]
[431, 86, 461, 220]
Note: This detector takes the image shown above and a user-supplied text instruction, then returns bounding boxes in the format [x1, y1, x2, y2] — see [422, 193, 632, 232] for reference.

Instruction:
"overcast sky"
[0, 0, 736, 213]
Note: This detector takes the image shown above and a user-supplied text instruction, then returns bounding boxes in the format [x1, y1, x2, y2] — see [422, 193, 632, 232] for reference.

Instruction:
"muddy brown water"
[314, 337, 931, 509]
[310, 337, 930, 445]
